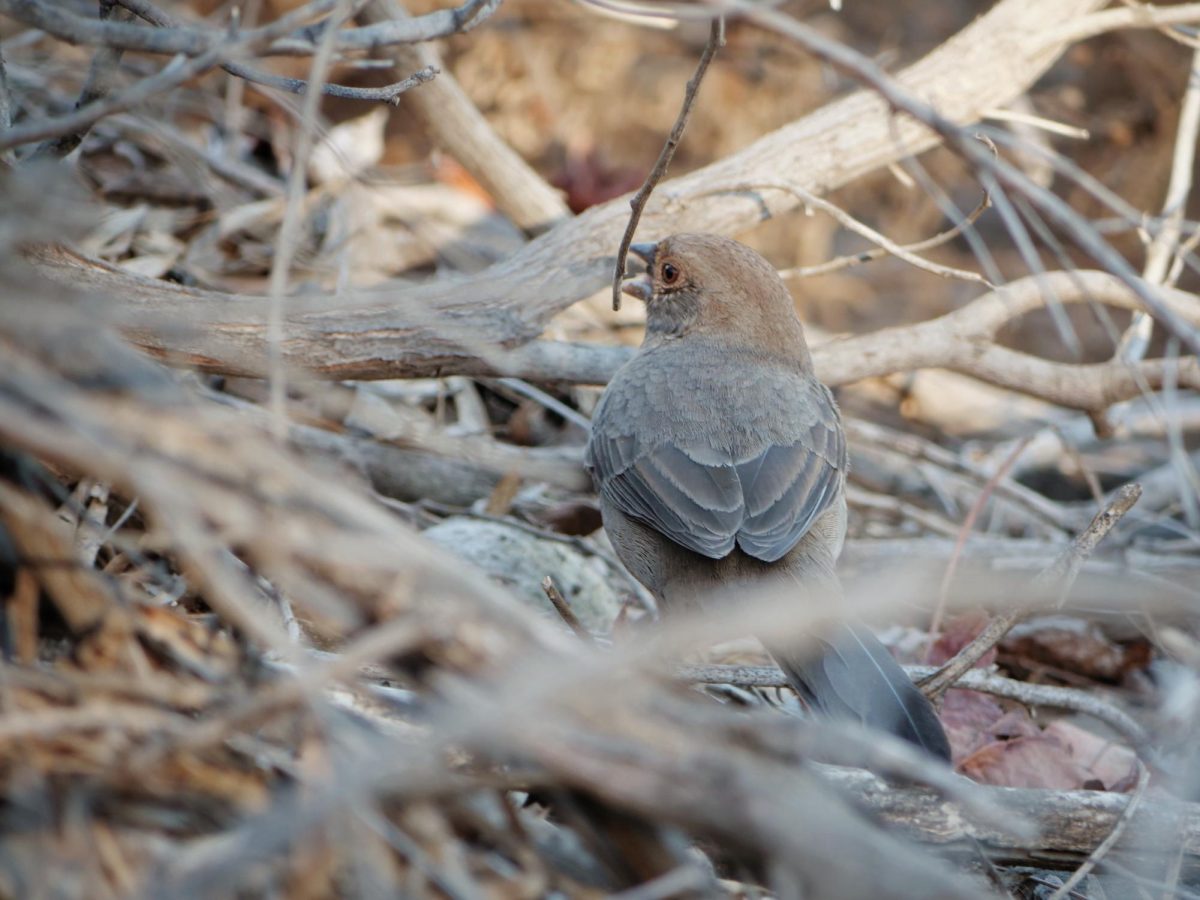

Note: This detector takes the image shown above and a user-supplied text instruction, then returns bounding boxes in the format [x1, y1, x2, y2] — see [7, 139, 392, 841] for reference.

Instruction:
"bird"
[585, 233, 950, 760]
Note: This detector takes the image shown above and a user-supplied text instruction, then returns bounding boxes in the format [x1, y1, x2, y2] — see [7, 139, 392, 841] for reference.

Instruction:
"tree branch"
[31, 0, 128, 159]
[37, 243, 1200, 414]
[739, 1, 1200, 355]
[116, 0, 438, 105]
[0, 0, 500, 57]
[612, 17, 723, 311]
[919, 483, 1143, 701]
[24, 0, 1110, 369]
[358, 0, 569, 232]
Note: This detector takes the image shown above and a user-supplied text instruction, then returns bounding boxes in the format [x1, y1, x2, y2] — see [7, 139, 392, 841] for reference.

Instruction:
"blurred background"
[2, 0, 1200, 896]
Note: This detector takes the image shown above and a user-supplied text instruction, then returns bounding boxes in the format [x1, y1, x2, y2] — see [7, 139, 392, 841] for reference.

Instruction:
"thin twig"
[926, 436, 1032, 654]
[778, 189, 991, 281]
[115, 0, 437, 105]
[219, 0, 259, 163]
[1119, 44, 1200, 362]
[110, 113, 285, 197]
[0, 46, 12, 169]
[236, 63, 436, 104]
[920, 483, 1142, 700]
[1039, 3, 1200, 50]
[0, 0, 498, 57]
[983, 106, 1090, 140]
[488, 377, 592, 431]
[1, 52, 196, 152]
[0, 2, 332, 153]
[678, 663, 1149, 749]
[33, 0, 129, 160]
[1049, 761, 1151, 900]
[267, 0, 351, 439]
[542, 575, 592, 642]
[1118, 0, 1200, 50]
[0, 30, 13, 136]
[612, 17, 723, 311]
[844, 483, 962, 539]
[738, 1, 1200, 356]
[710, 180, 991, 287]
[359, 0, 568, 232]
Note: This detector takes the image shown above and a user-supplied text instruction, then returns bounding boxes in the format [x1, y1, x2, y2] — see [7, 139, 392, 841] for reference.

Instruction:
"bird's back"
[592, 339, 827, 455]
[587, 339, 846, 565]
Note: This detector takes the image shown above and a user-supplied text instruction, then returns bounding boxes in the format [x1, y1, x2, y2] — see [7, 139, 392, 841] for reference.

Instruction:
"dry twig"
[612, 17, 723, 311]
[542, 575, 592, 642]
[920, 483, 1143, 701]
[0, 0, 499, 57]
[778, 189, 991, 281]
[1048, 761, 1152, 900]
[115, 0, 438, 105]
[737, 1, 1200, 356]
[679, 664, 1148, 749]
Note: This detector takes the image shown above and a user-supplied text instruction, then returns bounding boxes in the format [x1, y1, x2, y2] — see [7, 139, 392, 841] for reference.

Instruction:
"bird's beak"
[629, 242, 657, 267]
[621, 241, 657, 303]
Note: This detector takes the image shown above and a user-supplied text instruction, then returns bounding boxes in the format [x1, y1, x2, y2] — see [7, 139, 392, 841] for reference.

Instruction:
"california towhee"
[586, 233, 950, 759]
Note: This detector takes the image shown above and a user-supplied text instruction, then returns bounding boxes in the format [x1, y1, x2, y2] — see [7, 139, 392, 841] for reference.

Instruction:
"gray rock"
[422, 517, 622, 633]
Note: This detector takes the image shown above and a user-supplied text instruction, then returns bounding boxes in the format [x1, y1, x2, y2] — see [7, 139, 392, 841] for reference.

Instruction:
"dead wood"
[3, 2, 1200, 897]
[26, 0, 1114, 388]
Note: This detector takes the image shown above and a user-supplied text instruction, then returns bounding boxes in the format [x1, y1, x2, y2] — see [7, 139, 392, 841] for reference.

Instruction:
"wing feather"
[587, 394, 846, 562]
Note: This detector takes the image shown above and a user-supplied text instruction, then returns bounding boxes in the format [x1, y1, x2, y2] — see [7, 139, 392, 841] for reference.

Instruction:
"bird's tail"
[767, 624, 952, 761]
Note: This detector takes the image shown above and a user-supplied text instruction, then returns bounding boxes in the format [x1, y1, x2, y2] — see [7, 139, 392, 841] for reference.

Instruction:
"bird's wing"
[732, 432, 843, 561]
[586, 401, 845, 563]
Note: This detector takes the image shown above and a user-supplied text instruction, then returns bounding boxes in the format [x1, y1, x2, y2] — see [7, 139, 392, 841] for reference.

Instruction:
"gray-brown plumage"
[586, 233, 950, 760]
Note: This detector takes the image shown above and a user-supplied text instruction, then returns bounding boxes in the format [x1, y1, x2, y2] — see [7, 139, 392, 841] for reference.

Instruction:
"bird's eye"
[661, 262, 680, 284]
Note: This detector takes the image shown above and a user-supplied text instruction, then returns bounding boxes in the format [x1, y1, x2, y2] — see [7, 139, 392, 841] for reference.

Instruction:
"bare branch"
[725, 180, 990, 287]
[1, 50, 218, 152]
[778, 189, 991, 281]
[266, 0, 352, 440]
[0, 0, 501, 57]
[0, 1, 363, 152]
[821, 766, 1200, 863]
[927, 436, 1031, 651]
[1036, 2, 1200, 49]
[612, 17, 723, 311]
[919, 483, 1143, 701]
[0, 40, 11, 135]
[680, 663, 1149, 750]
[542, 575, 592, 641]
[30, 0, 130, 160]
[56, 243, 1199, 414]
[359, 0, 569, 232]
[25, 0, 1115, 373]
[1048, 762, 1151, 900]
[739, 1, 1200, 356]
[1119, 43, 1200, 361]
[236, 62, 436, 104]
[116, 0, 439, 105]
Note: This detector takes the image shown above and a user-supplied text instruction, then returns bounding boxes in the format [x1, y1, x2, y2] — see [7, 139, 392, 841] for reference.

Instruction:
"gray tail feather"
[767, 624, 951, 761]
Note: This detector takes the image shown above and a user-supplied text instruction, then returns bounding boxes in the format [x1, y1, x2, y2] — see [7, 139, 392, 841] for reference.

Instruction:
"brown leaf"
[939, 688, 1005, 762]
[1001, 616, 1151, 683]
[1043, 720, 1138, 791]
[960, 733, 1090, 790]
[960, 719, 1136, 791]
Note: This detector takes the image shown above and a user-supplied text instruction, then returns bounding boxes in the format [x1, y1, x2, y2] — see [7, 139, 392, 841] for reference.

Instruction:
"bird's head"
[621, 233, 811, 363]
